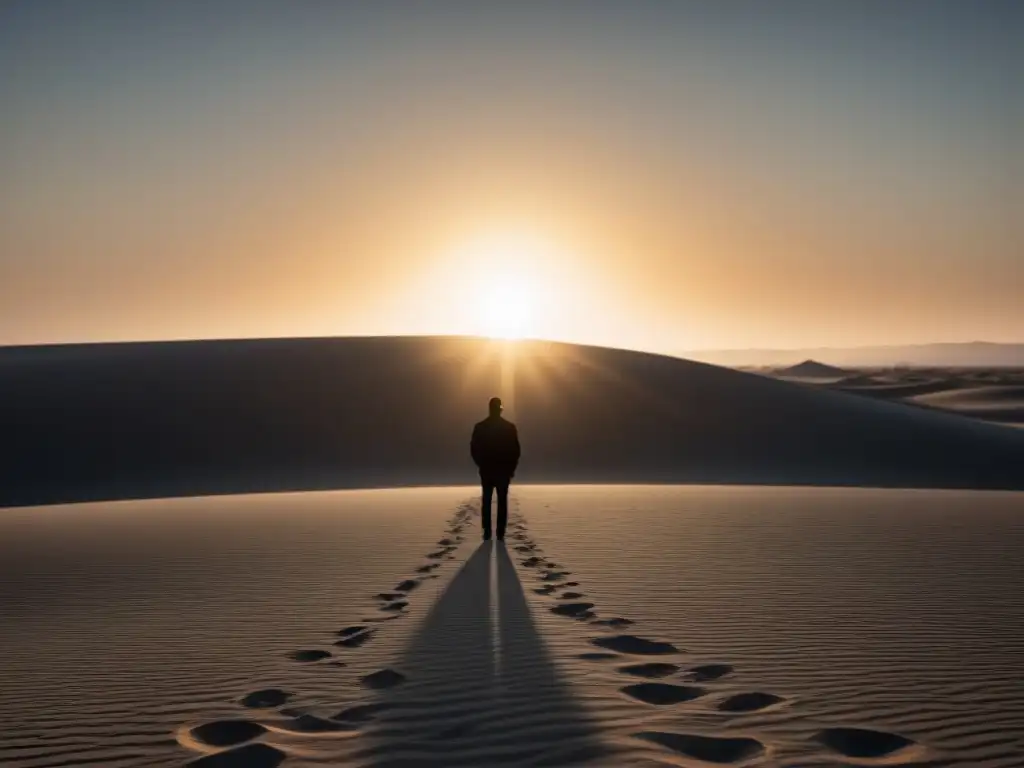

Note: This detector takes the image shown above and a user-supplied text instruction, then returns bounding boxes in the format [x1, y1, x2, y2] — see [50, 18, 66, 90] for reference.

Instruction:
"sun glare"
[456, 231, 552, 340]
[483, 277, 534, 339]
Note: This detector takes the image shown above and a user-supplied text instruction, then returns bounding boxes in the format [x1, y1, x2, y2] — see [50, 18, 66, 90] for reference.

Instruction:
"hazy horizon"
[2, 332, 1024, 366]
[2, 1, 1021, 352]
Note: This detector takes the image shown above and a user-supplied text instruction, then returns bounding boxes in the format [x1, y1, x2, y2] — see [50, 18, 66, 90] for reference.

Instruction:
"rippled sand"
[2, 485, 1022, 766]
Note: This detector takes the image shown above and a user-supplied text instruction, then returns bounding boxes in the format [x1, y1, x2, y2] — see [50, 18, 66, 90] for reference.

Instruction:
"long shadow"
[356, 543, 608, 767]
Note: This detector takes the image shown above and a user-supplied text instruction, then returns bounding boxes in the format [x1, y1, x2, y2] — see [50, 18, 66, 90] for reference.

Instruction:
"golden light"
[481, 275, 534, 339]
[456, 231, 553, 340]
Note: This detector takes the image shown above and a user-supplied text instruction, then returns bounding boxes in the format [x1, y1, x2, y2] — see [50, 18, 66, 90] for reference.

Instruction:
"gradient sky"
[1, 1, 1020, 352]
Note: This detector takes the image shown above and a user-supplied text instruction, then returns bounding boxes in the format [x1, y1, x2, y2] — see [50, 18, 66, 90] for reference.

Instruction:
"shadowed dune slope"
[2, 336, 1022, 506]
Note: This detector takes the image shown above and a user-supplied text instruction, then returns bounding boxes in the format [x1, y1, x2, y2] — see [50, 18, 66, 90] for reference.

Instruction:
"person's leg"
[481, 478, 494, 539]
[496, 479, 509, 540]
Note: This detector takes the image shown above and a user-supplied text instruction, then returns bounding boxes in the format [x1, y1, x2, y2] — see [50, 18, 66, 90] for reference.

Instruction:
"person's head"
[488, 397, 502, 417]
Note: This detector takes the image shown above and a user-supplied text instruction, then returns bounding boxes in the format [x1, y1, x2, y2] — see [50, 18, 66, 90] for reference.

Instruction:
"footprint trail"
[178, 501, 478, 765]
[507, 504, 916, 765]
[180, 499, 922, 766]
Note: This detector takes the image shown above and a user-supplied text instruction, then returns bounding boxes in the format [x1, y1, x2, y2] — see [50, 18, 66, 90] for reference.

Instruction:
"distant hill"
[685, 342, 1024, 368]
[1, 336, 1022, 507]
[774, 360, 848, 379]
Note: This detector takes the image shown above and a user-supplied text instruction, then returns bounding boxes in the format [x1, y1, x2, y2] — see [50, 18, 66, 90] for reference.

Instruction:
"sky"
[1, 1, 1020, 353]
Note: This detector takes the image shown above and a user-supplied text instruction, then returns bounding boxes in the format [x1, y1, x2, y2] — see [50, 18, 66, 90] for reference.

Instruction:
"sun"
[455, 231, 550, 340]
[482, 275, 534, 339]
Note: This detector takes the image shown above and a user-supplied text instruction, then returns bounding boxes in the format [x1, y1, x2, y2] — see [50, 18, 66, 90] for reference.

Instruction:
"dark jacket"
[470, 416, 521, 479]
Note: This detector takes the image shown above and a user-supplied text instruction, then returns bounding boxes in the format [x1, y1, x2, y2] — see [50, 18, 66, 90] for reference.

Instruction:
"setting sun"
[482, 277, 534, 339]
[453, 231, 556, 340]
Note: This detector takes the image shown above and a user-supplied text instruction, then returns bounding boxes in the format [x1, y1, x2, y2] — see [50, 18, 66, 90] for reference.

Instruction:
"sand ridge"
[5, 337, 1024, 509]
[769, 364, 1024, 428]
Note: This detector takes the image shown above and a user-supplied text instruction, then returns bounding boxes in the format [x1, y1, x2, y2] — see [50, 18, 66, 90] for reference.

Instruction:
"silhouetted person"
[470, 397, 520, 540]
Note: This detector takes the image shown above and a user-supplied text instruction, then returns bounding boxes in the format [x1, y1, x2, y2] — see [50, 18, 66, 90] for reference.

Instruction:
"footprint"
[276, 714, 352, 733]
[633, 731, 765, 764]
[426, 550, 448, 559]
[592, 635, 679, 655]
[395, 579, 420, 592]
[380, 600, 408, 612]
[551, 602, 595, 617]
[361, 668, 407, 690]
[522, 557, 544, 567]
[534, 586, 557, 595]
[437, 538, 454, 545]
[289, 649, 331, 662]
[563, 581, 580, 587]
[416, 564, 440, 573]
[239, 689, 292, 708]
[618, 663, 680, 679]
[686, 663, 733, 682]
[190, 720, 267, 747]
[187, 743, 285, 768]
[717, 692, 784, 712]
[559, 591, 586, 599]
[590, 617, 634, 628]
[375, 592, 404, 601]
[335, 629, 376, 648]
[579, 652, 621, 661]
[541, 571, 570, 582]
[815, 727, 919, 761]
[332, 702, 393, 724]
[621, 683, 706, 706]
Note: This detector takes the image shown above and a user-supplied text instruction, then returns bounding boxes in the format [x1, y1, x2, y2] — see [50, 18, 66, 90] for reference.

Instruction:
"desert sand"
[3, 337, 1023, 766]
[688, 342, 1024, 369]
[3, 337, 1024, 508]
[1, 486, 1022, 767]
[766, 363, 1024, 429]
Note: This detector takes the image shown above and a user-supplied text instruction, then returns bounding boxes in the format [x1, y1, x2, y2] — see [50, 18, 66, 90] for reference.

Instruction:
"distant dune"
[911, 385, 1024, 426]
[2, 336, 1023, 507]
[687, 341, 1024, 368]
[773, 359, 849, 380]
[768, 365, 1024, 430]
[834, 373, 884, 387]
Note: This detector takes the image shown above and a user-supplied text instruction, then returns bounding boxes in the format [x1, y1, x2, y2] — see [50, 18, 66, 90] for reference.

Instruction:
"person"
[470, 397, 520, 540]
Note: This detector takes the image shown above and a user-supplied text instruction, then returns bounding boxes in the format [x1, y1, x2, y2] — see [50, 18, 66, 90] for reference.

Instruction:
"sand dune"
[688, 341, 1024, 368]
[770, 364, 1024, 428]
[772, 359, 849, 380]
[912, 385, 1024, 425]
[3, 336, 1023, 507]
[835, 377, 964, 399]
[2, 486, 1022, 767]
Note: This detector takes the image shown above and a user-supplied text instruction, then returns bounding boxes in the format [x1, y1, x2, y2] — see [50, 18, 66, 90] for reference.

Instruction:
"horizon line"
[2, 332, 1022, 356]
